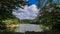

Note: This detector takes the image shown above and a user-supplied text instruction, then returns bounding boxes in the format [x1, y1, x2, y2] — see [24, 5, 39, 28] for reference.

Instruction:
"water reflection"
[15, 24, 43, 33]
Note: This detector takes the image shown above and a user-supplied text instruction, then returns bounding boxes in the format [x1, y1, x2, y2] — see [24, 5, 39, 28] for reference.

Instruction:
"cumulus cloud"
[12, 4, 40, 20]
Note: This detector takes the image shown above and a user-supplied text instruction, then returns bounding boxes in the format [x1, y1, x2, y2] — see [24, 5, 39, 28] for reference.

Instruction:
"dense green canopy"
[0, 0, 27, 20]
[0, 0, 27, 32]
[37, 2, 60, 31]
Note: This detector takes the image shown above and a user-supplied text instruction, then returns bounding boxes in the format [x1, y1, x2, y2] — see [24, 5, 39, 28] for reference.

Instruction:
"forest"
[0, 0, 60, 33]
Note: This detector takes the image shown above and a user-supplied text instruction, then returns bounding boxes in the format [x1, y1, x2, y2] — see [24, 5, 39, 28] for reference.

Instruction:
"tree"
[0, 0, 27, 20]
[37, 1, 60, 31]
[0, 0, 27, 32]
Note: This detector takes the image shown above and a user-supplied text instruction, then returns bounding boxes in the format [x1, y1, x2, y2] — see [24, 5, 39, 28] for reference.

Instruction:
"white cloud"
[12, 4, 40, 20]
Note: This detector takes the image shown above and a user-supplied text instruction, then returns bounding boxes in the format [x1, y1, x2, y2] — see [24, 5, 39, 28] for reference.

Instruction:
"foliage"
[37, 2, 60, 31]
[0, 0, 27, 32]
[2, 18, 20, 25]
[0, 0, 27, 20]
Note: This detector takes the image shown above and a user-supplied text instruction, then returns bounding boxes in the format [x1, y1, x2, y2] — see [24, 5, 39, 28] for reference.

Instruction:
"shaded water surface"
[15, 24, 43, 33]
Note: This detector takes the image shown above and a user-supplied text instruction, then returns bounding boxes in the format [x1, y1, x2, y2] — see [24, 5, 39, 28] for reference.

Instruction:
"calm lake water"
[15, 24, 43, 33]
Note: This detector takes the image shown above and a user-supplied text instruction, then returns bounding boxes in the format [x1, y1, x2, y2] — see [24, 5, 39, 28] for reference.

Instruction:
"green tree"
[0, 0, 27, 21]
[0, 0, 27, 32]
[37, 2, 60, 31]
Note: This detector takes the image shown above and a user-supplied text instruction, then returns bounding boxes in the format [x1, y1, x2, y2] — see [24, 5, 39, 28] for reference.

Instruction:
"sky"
[12, 0, 39, 20]
[53, 0, 59, 2]
[26, 0, 59, 8]
[12, 4, 40, 20]
[27, 0, 59, 4]
[12, 0, 58, 20]
[27, 0, 38, 5]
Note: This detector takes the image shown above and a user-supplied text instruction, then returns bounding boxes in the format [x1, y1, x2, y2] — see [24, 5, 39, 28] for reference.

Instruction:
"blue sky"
[12, 5, 39, 20]
[27, 0, 59, 5]
[12, 0, 39, 20]
[27, 0, 38, 5]
[12, 0, 59, 20]
[27, 0, 59, 8]
[53, 0, 59, 3]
